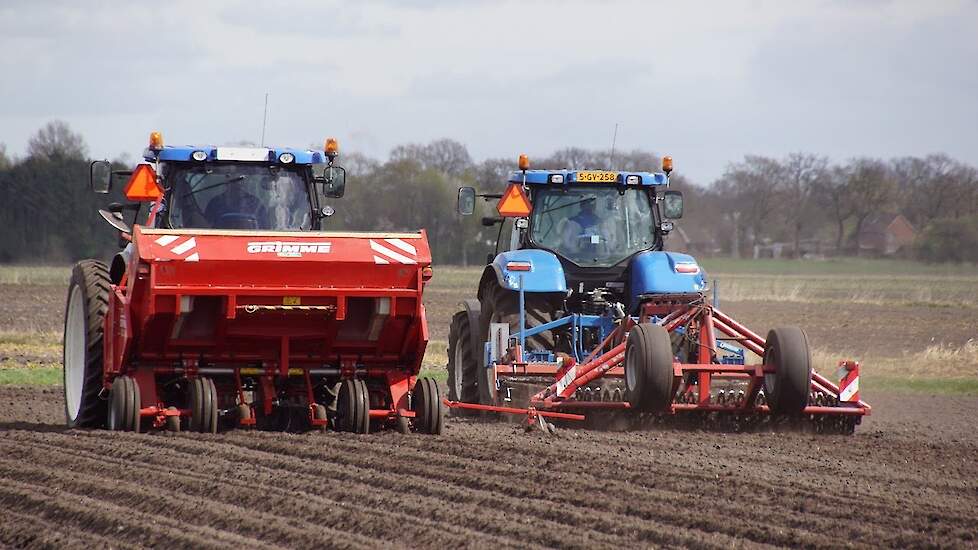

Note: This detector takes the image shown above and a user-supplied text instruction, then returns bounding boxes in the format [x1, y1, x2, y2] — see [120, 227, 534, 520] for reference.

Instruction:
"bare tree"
[0, 143, 10, 170]
[390, 139, 472, 177]
[27, 120, 88, 160]
[843, 158, 897, 253]
[715, 156, 784, 253]
[780, 153, 828, 258]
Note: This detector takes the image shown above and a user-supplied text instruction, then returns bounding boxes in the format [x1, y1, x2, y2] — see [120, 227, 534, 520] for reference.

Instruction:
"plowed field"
[1, 386, 976, 549]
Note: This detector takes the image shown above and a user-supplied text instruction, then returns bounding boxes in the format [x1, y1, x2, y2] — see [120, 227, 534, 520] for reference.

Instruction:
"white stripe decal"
[171, 237, 197, 255]
[385, 238, 417, 256]
[556, 365, 576, 397]
[373, 255, 390, 264]
[155, 235, 179, 246]
[184, 252, 200, 262]
[369, 240, 415, 264]
[839, 378, 859, 402]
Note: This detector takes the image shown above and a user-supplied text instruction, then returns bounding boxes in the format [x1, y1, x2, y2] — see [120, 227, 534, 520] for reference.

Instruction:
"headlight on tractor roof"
[278, 152, 295, 164]
[626, 175, 639, 184]
[548, 174, 564, 184]
[191, 150, 207, 161]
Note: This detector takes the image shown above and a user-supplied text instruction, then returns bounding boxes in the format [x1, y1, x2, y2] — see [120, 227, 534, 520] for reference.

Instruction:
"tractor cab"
[89, 133, 347, 235]
[458, 154, 701, 317]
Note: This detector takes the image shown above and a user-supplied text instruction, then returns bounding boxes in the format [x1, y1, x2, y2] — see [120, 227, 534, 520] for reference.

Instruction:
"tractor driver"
[204, 175, 261, 229]
[561, 197, 602, 254]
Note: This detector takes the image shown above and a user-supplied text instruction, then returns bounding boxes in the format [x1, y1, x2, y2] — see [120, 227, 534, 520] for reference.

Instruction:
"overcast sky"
[1, 0, 976, 184]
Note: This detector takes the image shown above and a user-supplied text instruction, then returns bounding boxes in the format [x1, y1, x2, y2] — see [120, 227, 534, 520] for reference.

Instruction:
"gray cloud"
[0, 0, 975, 183]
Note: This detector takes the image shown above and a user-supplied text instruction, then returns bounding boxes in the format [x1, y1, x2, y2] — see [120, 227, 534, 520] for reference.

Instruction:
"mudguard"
[629, 251, 707, 305]
[490, 249, 567, 293]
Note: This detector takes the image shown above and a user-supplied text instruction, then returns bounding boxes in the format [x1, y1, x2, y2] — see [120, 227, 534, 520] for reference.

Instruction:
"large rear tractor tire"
[447, 310, 480, 404]
[63, 260, 110, 428]
[413, 377, 444, 435]
[107, 375, 141, 432]
[763, 326, 813, 416]
[188, 377, 219, 433]
[335, 379, 370, 434]
[624, 324, 675, 412]
[478, 287, 563, 405]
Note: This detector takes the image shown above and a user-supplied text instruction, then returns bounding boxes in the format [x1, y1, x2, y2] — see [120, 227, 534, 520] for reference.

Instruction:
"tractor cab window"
[165, 164, 313, 230]
[530, 187, 656, 267]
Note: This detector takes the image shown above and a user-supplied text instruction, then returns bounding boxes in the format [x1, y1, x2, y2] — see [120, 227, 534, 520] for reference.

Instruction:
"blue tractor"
[446, 155, 869, 432]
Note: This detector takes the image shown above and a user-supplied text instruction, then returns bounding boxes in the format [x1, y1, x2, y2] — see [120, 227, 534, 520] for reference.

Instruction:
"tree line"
[1, 121, 976, 265]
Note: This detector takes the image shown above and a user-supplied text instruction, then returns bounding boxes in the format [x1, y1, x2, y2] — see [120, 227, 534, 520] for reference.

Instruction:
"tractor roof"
[145, 145, 327, 165]
[507, 169, 669, 186]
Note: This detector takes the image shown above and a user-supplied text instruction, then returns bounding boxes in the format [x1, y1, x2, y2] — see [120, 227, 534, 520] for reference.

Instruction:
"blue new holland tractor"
[447, 154, 869, 433]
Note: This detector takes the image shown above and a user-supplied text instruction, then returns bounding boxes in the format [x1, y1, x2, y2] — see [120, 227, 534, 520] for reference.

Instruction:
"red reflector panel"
[497, 184, 532, 217]
[506, 261, 531, 271]
[674, 263, 700, 274]
[124, 164, 163, 202]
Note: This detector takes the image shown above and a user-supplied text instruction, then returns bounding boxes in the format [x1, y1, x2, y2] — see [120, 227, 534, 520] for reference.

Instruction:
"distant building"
[858, 213, 916, 256]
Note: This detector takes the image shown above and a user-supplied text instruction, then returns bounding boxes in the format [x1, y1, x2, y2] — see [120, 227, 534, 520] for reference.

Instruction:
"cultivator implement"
[448, 288, 870, 434]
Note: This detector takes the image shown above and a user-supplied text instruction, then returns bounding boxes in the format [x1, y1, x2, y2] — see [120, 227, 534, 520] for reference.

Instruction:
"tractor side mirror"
[314, 164, 347, 198]
[662, 190, 684, 219]
[457, 187, 475, 215]
[90, 160, 112, 193]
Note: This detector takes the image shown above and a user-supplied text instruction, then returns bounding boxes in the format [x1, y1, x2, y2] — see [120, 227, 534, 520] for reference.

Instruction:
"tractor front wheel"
[763, 326, 813, 416]
[63, 260, 110, 428]
[624, 324, 675, 412]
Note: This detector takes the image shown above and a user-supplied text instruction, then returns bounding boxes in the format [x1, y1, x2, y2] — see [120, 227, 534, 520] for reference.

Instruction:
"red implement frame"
[446, 294, 871, 425]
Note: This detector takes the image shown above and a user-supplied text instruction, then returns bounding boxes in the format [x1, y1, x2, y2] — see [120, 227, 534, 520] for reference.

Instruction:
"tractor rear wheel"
[447, 310, 480, 404]
[63, 260, 110, 428]
[763, 326, 812, 416]
[624, 324, 675, 412]
[188, 377, 219, 433]
[108, 375, 141, 432]
[478, 287, 563, 405]
[335, 379, 369, 434]
[413, 377, 444, 435]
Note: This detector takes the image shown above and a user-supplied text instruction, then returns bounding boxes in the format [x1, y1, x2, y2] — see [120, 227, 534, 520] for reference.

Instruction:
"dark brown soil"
[1, 386, 975, 549]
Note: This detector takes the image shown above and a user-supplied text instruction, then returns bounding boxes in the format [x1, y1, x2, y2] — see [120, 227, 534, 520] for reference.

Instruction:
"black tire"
[447, 310, 480, 403]
[165, 407, 181, 432]
[763, 326, 813, 416]
[478, 287, 562, 405]
[336, 379, 369, 434]
[188, 377, 218, 433]
[63, 260, 110, 428]
[413, 377, 443, 435]
[624, 324, 675, 412]
[108, 375, 140, 432]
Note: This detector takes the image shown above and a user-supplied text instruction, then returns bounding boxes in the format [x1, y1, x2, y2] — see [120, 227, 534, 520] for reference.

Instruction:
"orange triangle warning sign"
[497, 183, 532, 217]
[124, 164, 163, 201]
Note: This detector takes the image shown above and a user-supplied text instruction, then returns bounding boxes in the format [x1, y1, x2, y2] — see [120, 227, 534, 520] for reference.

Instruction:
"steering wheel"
[216, 213, 259, 229]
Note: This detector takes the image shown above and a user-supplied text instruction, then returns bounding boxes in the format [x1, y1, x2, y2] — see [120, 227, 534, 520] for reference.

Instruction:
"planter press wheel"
[165, 406, 181, 432]
[63, 260, 110, 428]
[237, 404, 254, 429]
[624, 323, 675, 412]
[188, 377, 219, 433]
[335, 379, 369, 434]
[413, 377, 444, 435]
[763, 326, 813, 416]
[107, 375, 141, 432]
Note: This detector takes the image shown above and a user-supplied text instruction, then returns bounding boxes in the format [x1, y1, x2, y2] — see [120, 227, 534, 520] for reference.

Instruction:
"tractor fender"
[485, 250, 568, 294]
[629, 251, 707, 306]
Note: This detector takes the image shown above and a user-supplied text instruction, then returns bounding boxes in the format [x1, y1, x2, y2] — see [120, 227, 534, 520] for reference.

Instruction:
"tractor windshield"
[165, 164, 313, 230]
[530, 187, 657, 267]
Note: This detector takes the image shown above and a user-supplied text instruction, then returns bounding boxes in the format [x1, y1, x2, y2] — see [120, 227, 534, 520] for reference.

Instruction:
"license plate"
[576, 171, 618, 183]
